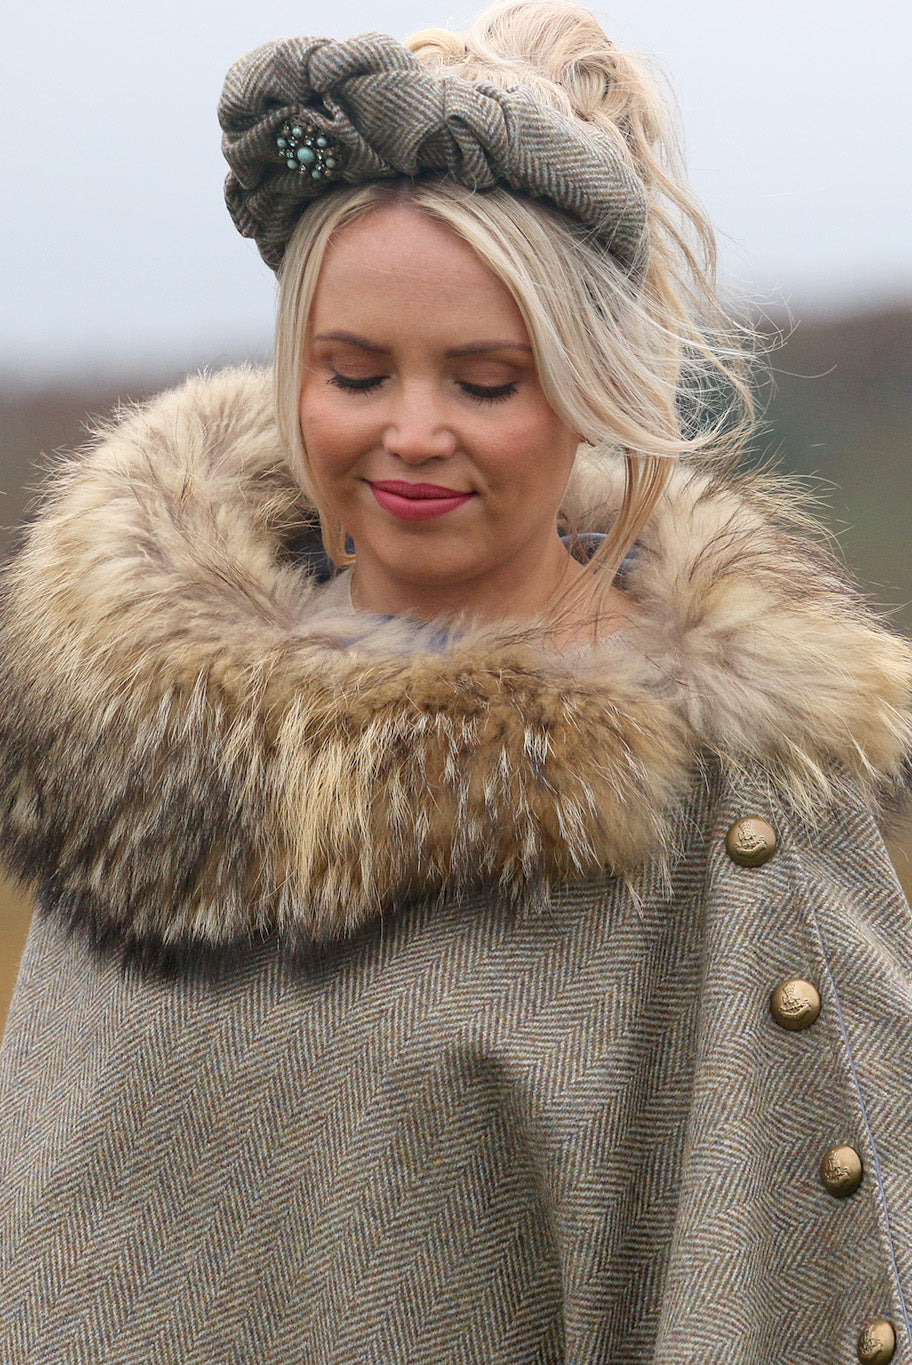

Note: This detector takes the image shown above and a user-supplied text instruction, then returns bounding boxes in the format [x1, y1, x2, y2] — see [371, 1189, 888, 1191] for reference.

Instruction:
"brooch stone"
[276, 119, 343, 181]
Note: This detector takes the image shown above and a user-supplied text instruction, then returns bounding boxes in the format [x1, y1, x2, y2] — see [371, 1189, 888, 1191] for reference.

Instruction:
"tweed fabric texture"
[1, 769, 911, 1362]
[218, 33, 649, 271]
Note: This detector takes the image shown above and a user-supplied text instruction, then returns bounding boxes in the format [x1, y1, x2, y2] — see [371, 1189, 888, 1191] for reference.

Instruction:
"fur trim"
[0, 367, 909, 946]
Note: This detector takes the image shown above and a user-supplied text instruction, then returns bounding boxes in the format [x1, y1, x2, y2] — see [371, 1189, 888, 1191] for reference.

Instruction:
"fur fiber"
[0, 366, 909, 947]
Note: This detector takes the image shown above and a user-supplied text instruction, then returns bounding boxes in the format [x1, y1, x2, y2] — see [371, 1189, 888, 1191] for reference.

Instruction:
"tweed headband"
[219, 32, 649, 274]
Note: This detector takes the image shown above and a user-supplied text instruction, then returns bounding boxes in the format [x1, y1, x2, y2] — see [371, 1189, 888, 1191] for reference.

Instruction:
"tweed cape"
[0, 367, 911, 1363]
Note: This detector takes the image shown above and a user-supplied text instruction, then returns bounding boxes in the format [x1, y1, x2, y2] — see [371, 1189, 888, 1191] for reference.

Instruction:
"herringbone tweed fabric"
[1, 766, 910, 1363]
[218, 33, 648, 271]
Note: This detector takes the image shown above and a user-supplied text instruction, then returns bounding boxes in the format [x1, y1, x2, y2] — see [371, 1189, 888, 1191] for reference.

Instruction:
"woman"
[0, 4, 910, 1362]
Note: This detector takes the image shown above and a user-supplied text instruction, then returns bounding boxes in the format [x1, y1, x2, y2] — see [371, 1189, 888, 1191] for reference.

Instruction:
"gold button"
[820, 1144, 863, 1197]
[858, 1319, 896, 1363]
[770, 978, 821, 1030]
[725, 816, 777, 867]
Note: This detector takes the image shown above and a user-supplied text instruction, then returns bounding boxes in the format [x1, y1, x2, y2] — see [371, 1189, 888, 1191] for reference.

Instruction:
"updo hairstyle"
[274, 0, 755, 579]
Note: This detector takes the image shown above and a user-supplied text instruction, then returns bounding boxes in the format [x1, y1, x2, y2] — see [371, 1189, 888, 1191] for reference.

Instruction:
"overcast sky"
[3, 0, 910, 382]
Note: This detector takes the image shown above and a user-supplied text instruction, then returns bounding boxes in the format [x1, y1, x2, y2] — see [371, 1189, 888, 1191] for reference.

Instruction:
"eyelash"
[327, 374, 518, 404]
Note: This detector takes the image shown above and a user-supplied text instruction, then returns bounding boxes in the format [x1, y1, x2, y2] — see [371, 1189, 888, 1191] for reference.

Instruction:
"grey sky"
[3, 0, 910, 381]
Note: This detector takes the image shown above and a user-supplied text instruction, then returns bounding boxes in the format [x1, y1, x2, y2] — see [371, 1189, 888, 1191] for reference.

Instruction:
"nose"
[381, 386, 457, 464]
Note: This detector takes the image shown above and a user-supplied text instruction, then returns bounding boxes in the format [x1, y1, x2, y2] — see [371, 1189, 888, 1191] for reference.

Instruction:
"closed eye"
[459, 381, 518, 403]
[328, 373, 385, 393]
[326, 374, 519, 403]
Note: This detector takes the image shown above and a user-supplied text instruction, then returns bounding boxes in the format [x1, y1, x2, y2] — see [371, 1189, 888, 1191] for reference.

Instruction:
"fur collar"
[0, 366, 909, 947]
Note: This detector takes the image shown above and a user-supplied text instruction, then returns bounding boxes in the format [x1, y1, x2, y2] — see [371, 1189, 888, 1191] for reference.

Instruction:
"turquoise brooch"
[276, 119, 343, 181]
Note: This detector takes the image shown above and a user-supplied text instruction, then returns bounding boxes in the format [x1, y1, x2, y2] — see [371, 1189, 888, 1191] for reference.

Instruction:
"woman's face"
[298, 202, 582, 621]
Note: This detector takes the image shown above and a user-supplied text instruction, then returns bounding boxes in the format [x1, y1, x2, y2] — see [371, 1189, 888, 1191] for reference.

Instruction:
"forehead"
[309, 203, 528, 338]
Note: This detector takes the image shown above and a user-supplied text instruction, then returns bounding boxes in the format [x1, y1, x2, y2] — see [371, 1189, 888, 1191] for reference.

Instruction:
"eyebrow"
[312, 330, 533, 357]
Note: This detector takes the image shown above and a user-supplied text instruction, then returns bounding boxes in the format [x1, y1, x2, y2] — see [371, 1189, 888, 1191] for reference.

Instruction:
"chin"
[384, 554, 481, 591]
[362, 527, 475, 572]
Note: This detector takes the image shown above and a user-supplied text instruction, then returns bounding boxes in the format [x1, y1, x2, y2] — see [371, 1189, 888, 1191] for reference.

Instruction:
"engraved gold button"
[857, 1319, 896, 1363]
[725, 816, 776, 867]
[770, 978, 821, 1030]
[820, 1143, 863, 1197]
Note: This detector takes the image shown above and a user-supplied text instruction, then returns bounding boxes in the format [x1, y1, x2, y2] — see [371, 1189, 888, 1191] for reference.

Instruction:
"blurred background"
[2, 0, 910, 1025]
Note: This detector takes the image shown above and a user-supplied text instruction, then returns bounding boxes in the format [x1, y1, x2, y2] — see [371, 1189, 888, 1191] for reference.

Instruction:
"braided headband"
[219, 33, 649, 274]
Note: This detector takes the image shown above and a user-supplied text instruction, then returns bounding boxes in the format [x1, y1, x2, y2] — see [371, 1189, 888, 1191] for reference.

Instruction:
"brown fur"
[0, 367, 909, 946]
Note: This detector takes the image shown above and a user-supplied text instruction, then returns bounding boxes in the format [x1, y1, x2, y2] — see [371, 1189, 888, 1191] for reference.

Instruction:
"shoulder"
[582, 456, 912, 813]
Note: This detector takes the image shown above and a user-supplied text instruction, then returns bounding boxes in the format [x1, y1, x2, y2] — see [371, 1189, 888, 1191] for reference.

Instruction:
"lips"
[368, 480, 476, 522]
[370, 481, 469, 499]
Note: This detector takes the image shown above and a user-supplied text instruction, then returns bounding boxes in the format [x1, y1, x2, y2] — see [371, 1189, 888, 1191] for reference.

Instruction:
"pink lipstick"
[368, 480, 476, 521]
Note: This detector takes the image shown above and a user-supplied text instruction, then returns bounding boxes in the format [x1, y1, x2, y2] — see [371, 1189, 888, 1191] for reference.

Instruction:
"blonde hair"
[274, 0, 756, 585]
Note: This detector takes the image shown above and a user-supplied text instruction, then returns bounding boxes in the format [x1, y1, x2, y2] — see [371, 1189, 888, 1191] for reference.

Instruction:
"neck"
[348, 540, 637, 644]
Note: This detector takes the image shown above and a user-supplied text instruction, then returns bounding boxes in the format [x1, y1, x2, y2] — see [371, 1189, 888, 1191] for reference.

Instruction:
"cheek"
[485, 415, 576, 497]
[298, 393, 363, 480]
